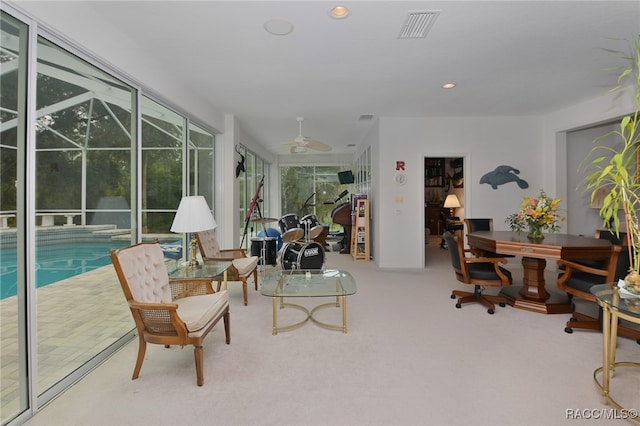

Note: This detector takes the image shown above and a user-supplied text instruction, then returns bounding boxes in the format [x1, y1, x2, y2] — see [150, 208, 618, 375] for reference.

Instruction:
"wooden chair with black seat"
[444, 232, 512, 314]
[196, 228, 259, 306]
[464, 218, 515, 258]
[557, 234, 640, 343]
[110, 242, 230, 386]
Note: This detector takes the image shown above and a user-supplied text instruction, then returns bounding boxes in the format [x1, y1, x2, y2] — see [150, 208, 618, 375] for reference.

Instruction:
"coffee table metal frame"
[261, 269, 356, 334]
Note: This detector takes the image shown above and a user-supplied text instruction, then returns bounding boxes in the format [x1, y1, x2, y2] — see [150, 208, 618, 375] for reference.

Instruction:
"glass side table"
[591, 283, 640, 422]
[168, 260, 232, 289]
[260, 269, 357, 334]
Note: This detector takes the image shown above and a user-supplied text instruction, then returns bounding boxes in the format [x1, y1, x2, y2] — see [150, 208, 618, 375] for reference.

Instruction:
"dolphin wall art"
[479, 165, 529, 190]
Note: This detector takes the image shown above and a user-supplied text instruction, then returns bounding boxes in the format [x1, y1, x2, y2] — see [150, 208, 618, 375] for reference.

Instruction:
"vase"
[527, 224, 544, 242]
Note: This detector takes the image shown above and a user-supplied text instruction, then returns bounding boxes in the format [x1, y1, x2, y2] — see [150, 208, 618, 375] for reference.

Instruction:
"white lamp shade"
[443, 194, 461, 208]
[170, 196, 217, 233]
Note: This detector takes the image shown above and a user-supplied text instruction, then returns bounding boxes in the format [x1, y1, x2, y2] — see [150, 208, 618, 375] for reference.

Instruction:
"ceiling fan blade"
[306, 139, 332, 152]
[285, 117, 331, 153]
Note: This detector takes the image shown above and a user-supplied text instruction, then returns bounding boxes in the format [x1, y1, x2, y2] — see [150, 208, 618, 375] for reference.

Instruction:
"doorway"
[424, 157, 464, 247]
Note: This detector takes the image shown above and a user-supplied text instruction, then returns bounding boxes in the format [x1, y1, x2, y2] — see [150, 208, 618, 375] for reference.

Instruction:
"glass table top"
[168, 260, 232, 279]
[260, 269, 357, 298]
[591, 283, 640, 318]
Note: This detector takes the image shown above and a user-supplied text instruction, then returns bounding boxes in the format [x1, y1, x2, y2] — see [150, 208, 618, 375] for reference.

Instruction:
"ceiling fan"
[284, 117, 332, 154]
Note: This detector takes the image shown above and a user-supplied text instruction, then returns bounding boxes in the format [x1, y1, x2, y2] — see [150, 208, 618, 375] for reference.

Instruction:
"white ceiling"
[13, 1, 640, 156]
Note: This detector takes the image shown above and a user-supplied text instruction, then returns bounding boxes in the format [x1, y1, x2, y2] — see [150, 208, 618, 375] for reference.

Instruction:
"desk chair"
[464, 218, 514, 258]
[440, 212, 464, 249]
[444, 233, 512, 314]
[557, 241, 640, 343]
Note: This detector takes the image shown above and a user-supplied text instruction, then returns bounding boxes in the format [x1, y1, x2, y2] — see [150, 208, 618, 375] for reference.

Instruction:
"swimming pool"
[0, 241, 130, 300]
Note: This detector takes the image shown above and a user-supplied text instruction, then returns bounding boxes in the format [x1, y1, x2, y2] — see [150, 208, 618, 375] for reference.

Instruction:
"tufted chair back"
[112, 243, 172, 304]
[196, 228, 221, 258]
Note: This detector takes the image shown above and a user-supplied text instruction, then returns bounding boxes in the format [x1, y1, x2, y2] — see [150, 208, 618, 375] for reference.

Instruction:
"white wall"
[543, 85, 635, 239]
[375, 116, 544, 269]
[565, 123, 619, 235]
[368, 87, 635, 269]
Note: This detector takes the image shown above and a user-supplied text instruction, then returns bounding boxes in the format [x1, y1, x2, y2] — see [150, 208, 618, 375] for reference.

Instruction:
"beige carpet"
[25, 242, 640, 425]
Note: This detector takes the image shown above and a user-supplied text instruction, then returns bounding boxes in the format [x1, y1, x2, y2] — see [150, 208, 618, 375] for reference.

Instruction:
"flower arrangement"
[505, 190, 565, 240]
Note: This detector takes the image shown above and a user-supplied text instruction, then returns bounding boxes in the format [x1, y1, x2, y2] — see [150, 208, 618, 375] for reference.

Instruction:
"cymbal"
[252, 217, 278, 223]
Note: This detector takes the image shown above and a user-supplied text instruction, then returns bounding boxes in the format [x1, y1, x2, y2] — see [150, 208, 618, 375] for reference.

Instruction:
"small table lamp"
[443, 194, 461, 217]
[170, 196, 217, 269]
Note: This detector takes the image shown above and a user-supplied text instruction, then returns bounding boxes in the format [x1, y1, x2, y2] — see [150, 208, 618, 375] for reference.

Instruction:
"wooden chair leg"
[617, 324, 640, 342]
[193, 344, 204, 386]
[132, 335, 146, 380]
[565, 311, 600, 332]
[476, 295, 496, 312]
[483, 294, 508, 306]
[253, 268, 258, 291]
[451, 289, 506, 314]
[223, 310, 231, 344]
[242, 279, 248, 306]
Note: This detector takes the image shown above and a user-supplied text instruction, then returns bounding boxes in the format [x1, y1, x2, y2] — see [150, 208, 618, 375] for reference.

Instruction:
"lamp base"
[187, 237, 201, 269]
[186, 259, 202, 270]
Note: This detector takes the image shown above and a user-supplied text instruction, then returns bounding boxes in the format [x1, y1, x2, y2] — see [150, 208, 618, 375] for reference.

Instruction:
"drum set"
[249, 213, 326, 270]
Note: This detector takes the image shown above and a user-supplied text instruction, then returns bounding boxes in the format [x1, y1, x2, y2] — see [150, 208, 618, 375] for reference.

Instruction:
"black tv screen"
[338, 170, 354, 184]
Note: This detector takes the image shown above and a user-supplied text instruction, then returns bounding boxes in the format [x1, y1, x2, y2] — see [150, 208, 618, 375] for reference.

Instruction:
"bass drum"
[299, 214, 324, 240]
[279, 241, 325, 270]
[250, 237, 277, 266]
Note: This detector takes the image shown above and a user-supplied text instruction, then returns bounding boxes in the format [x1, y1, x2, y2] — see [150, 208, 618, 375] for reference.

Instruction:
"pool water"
[0, 241, 130, 300]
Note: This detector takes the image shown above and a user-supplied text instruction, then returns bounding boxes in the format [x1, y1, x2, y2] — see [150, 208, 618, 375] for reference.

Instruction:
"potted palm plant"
[581, 35, 640, 291]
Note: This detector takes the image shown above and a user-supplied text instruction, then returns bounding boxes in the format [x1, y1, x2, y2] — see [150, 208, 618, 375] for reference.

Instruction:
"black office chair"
[557, 239, 640, 343]
[464, 218, 514, 258]
[444, 233, 512, 314]
[440, 212, 464, 249]
[464, 218, 493, 233]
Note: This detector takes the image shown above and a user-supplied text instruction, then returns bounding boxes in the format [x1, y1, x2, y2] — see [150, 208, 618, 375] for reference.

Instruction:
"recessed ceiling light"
[442, 83, 456, 89]
[329, 6, 350, 19]
[264, 18, 294, 36]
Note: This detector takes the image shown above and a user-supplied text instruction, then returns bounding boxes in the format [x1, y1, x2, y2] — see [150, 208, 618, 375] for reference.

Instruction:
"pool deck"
[1, 263, 133, 418]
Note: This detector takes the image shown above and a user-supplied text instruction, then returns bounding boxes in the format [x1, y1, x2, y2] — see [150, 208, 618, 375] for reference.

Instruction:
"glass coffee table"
[260, 269, 357, 334]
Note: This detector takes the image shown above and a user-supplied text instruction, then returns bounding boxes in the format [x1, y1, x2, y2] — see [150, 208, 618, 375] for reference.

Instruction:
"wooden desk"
[467, 231, 612, 314]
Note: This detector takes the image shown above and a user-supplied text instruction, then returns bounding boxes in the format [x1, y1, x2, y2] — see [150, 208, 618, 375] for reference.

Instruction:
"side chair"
[196, 228, 259, 306]
[110, 242, 230, 386]
[444, 232, 512, 314]
[557, 242, 640, 343]
[464, 218, 514, 258]
[440, 211, 464, 249]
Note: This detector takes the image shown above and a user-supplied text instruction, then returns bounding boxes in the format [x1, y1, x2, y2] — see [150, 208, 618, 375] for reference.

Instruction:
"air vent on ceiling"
[358, 114, 375, 121]
[398, 11, 440, 39]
